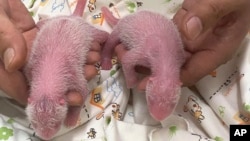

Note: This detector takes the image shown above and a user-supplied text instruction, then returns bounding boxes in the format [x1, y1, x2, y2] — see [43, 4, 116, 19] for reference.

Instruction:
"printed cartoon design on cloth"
[0, 127, 13, 140]
[87, 128, 97, 139]
[0, 115, 36, 141]
[87, 0, 96, 12]
[183, 95, 205, 123]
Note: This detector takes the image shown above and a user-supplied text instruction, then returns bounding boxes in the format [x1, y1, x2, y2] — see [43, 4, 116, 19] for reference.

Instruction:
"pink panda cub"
[24, 0, 109, 140]
[100, 7, 186, 121]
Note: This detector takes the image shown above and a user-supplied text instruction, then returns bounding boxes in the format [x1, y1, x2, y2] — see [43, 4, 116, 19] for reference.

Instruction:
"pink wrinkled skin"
[24, 0, 108, 140]
[101, 7, 185, 121]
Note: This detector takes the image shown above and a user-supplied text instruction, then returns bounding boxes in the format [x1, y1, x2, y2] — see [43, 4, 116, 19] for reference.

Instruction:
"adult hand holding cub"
[0, 0, 101, 107]
[116, 0, 250, 88]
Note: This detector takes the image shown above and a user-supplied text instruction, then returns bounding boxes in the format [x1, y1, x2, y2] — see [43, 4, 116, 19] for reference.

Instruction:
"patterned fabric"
[0, 0, 249, 140]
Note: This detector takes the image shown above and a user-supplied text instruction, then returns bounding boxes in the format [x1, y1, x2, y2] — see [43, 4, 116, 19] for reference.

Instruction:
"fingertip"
[90, 42, 101, 52]
[86, 51, 101, 65]
[114, 44, 127, 53]
[137, 76, 149, 91]
[185, 16, 203, 40]
[180, 69, 197, 87]
[7, 44, 27, 72]
[176, 11, 203, 41]
[84, 65, 98, 81]
[3, 48, 15, 71]
[174, 8, 202, 41]
[179, 0, 237, 41]
[114, 44, 127, 61]
[2, 35, 27, 72]
[0, 14, 27, 72]
[180, 51, 218, 86]
[66, 91, 84, 106]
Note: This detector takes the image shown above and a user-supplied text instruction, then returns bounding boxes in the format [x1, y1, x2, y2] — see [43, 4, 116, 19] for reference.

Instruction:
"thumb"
[174, 0, 242, 40]
[0, 11, 27, 72]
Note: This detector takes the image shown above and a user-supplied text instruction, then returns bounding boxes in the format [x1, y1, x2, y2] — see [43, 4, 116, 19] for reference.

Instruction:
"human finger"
[180, 48, 229, 86]
[90, 41, 101, 52]
[86, 51, 100, 65]
[0, 11, 27, 72]
[175, 0, 245, 40]
[114, 44, 127, 62]
[0, 1, 10, 13]
[66, 91, 83, 106]
[84, 65, 98, 81]
[137, 76, 150, 91]
[0, 62, 28, 105]
[7, 0, 36, 32]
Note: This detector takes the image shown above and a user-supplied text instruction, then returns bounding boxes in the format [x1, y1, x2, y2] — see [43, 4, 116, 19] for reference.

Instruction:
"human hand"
[173, 0, 250, 86]
[0, 1, 101, 106]
[115, 0, 250, 89]
[67, 41, 102, 106]
[0, 0, 37, 105]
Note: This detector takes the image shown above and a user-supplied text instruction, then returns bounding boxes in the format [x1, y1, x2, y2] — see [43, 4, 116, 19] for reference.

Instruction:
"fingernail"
[186, 16, 202, 40]
[3, 48, 15, 70]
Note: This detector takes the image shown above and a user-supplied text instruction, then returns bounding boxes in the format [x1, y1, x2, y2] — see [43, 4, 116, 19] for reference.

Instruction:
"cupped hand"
[114, 0, 250, 89]
[66, 42, 102, 106]
[173, 0, 250, 86]
[0, 0, 101, 106]
[0, 0, 37, 105]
